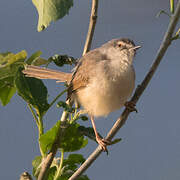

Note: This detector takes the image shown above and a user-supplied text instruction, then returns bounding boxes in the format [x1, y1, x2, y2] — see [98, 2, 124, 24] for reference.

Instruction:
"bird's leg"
[124, 101, 137, 113]
[90, 115, 111, 152]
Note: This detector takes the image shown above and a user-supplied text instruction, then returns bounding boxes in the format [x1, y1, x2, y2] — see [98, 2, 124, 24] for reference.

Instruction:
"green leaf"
[110, 138, 122, 145]
[61, 123, 88, 152]
[32, 156, 57, 179]
[63, 154, 85, 171]
[32, 154, 89, 180]
[47, 167, 57, 180]
[0, 52, 11, 59]
[0, 51, 27, 106]
[59, 154, 89, 180]
[0, 50, 27, 68]
[0, 51, 27, 79]
[49, 54, 77, 67]
[15, 68, 49, 116]
[78, 126, 122, 145]
[32, 156, 42, 177]
[0, 76, 16, 106]
[32, 0, 73, 32]
[32, 57, 48, 66]
[40, 122, 87, 154]
[78, 126, 96, 142]
[57, 101, 75, 113]
[26, 50, 48, 66]
[39, 120, 61, 154]
[26, 51, 42, 65]
[0, 63, 22, 80]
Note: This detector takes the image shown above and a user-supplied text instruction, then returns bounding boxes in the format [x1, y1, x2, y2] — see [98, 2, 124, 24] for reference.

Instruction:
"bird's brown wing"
[68, 49, 107, 98]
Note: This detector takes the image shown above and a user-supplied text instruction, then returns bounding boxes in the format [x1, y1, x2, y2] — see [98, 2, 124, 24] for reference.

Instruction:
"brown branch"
[69, 1, 180, 180]
[83, 0, 98, 55]
[37, 1, 99, 179]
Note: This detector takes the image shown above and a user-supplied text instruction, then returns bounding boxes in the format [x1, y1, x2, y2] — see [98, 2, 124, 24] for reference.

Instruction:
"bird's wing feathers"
[70, 49, 106, 92]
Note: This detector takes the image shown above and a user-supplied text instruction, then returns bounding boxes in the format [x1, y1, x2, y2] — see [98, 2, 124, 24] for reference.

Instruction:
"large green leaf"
[39, 122, 88, 154]
[15, 68, 49, 116]
[0, 77, 16, 106]
[39, 120, 61, 154]
[32, 0, 73, 32]
[61, 123, 88, 152]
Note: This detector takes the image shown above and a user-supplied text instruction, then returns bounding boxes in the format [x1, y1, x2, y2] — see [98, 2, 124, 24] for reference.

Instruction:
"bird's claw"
[96, 136, 111, 154]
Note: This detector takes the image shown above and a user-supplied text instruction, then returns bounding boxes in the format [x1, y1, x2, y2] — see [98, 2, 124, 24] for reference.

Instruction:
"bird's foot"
[96, 135, 111, 153]
[125, 101, 137, 113]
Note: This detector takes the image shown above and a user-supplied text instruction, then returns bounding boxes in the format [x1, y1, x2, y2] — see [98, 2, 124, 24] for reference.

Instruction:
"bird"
[23, 38, 141, 152]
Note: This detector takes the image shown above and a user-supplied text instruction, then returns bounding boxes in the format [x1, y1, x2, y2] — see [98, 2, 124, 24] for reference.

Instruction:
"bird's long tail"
[23, 65, 72, 82]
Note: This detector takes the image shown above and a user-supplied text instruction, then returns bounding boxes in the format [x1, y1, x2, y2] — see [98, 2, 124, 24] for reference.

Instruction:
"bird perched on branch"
[23, 38, 141, 152]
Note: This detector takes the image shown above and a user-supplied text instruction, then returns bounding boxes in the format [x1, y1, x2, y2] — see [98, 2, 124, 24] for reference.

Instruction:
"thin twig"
[37, 0, 99, 179]
[69, 1, 180, 179]
[83, 0, 98, 55]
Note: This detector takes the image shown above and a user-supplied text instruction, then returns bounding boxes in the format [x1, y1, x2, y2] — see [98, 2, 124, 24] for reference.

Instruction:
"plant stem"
[38, 116, 44, 136]
[27, 103, 45, 156]
[27, 103, 39, 126]
[54, 149, 64, 180]
[38, 116, 46, 157]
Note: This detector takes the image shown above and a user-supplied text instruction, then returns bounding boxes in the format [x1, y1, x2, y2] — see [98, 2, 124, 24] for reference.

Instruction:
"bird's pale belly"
[76, 72, 135, 117]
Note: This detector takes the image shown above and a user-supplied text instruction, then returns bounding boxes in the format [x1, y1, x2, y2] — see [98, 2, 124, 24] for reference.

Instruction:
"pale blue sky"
[0, 0, 180, 179]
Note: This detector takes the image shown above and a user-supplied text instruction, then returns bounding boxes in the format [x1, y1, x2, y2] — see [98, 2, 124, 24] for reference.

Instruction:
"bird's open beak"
[131, 45, 141, 50]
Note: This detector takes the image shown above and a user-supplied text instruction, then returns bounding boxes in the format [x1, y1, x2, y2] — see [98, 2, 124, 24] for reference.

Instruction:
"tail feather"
[23, 65, 72, 82]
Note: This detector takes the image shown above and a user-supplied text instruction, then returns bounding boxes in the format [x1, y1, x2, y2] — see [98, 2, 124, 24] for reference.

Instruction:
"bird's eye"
[118, 43, 122, 47]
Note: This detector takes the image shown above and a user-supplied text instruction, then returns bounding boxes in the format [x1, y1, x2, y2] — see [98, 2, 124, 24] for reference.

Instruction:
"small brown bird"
[23, 38, 141, 151]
